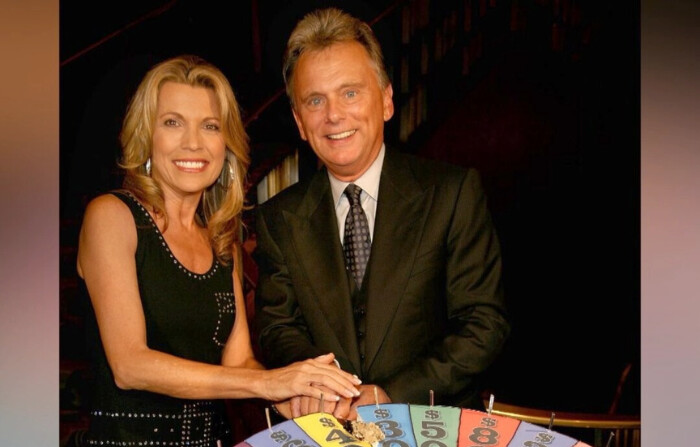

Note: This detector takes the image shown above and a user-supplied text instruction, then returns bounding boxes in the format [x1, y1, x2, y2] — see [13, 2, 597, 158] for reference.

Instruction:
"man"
[254, 7, 510, 420]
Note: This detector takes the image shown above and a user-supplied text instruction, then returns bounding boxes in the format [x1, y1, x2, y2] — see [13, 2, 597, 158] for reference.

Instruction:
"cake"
[348, 419, 385, 444]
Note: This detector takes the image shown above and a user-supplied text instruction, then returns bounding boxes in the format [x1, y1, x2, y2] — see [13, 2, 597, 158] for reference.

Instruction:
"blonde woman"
[77, 55, 360, 446]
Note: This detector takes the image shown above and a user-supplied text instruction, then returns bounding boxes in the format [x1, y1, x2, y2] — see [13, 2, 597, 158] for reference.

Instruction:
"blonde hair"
[282, 7, 390, 108]
[118, 54, 250, 263]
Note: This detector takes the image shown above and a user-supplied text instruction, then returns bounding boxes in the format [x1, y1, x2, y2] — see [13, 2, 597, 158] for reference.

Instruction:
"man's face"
[291, 41, 394, 182]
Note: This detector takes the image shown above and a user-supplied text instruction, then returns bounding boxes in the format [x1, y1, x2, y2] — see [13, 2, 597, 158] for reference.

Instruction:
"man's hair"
[119, 54, 250, 263]
[282, 7, 390, 107]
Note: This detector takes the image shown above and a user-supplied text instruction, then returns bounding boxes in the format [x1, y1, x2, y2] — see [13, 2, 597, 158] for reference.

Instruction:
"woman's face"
[151, 82, 226, 199]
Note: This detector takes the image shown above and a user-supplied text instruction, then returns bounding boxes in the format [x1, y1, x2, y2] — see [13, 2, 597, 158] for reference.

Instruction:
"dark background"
[60, 0, 640, 443]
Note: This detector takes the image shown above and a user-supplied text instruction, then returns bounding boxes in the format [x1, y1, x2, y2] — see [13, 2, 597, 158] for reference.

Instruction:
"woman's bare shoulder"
[81, 193, 136, 232]
[78, 193, 138, 278]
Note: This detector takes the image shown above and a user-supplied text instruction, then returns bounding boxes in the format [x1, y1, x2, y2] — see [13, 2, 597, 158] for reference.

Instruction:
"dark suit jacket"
[253, 148, 510, 409]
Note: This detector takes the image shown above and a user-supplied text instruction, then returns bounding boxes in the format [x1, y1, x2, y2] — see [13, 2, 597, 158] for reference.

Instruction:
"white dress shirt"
[329, 144, 385, 243]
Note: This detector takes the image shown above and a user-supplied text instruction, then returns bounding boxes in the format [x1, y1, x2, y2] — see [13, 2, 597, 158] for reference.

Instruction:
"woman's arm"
[220, 243, 263, 369]
[77, 194, 361, 402]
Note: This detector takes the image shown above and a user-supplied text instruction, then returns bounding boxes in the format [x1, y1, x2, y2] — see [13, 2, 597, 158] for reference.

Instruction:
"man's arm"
[379, 168, 510, 406]
[253, 204, 326, 367]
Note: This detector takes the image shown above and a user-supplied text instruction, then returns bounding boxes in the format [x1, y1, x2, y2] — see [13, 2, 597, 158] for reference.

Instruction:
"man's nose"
[325, 98, 345, 123]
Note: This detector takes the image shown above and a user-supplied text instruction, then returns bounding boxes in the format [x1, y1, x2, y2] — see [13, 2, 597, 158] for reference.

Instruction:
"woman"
[77, 55, 360, 446]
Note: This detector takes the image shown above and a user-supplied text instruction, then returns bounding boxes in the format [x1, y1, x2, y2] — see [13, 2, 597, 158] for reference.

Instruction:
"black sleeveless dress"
[83, 191, 236, 446]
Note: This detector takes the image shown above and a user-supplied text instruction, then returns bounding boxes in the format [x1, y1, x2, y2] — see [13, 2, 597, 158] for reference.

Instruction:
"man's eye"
[308, 97, 323, 107]
[345, 90, 357, 98]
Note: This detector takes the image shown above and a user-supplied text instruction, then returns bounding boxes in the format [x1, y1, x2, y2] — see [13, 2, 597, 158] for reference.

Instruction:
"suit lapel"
[282, 171, 362, 372]
[364, 151, 435, 370]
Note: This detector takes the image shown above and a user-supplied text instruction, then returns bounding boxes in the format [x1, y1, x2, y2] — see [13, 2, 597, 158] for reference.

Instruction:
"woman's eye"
[204, 123, 220, 131]
[164, 118, 178, 126]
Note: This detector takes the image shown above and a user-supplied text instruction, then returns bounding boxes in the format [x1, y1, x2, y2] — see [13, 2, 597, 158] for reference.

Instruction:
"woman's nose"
[183, 126, 202, 150]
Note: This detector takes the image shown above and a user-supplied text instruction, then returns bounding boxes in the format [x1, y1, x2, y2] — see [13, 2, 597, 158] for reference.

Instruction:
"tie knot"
[344, 184, 363, 205]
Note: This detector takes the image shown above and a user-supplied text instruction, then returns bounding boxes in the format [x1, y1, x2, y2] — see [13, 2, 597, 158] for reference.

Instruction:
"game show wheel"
[235, 403, 593, 447]
[355, 403, 592, 447]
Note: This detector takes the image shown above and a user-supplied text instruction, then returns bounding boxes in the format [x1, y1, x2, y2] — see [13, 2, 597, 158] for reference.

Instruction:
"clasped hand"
[264, 353, 362, 403]
[276, 383, 391, 421]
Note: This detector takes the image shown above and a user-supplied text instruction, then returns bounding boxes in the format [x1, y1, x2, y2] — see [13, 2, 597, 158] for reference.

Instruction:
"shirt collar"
[329, 144, 385, 206]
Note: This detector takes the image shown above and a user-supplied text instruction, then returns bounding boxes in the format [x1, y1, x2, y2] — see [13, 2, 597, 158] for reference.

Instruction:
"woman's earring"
[145, 158, 151, 176]
[217, 158, 234, 188]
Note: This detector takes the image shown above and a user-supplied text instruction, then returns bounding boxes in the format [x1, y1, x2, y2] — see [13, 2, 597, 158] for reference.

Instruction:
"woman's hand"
[262, 353, 361, 402]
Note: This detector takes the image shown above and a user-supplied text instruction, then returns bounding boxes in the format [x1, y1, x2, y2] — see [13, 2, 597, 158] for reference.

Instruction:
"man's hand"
[288, 384, 343, 418]
[272, 399, 293, 419]
[273, 392, 346, 419]
[287, 384, 390, 421]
